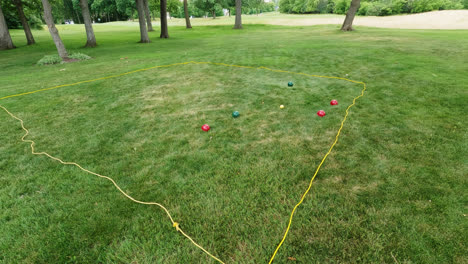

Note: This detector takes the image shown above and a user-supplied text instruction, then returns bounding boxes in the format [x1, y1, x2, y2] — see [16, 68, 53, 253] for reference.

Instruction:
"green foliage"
[36, 54, 63, 65]
[242, 1, 275, 14]
[357, 1, 369, 15]
[280, 0, 334, 14]
[408, 0, 464, 12]
[193, 0, 224, 17]
[333, 0, 349, 14]
[1, 0, 43, 30]
[27, 14, 44, 30]
[37, 52, 91, 65]
[279, 0, 467, 15]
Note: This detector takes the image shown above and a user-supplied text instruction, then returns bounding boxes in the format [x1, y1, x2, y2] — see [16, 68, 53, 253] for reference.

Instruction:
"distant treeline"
[279, 0, 468, 16]
[2, 0, 276, 30]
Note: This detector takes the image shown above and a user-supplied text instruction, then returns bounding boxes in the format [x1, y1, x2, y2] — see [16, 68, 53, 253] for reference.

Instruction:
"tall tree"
[341, 0, 360, 31]
[0, 3, 16, 50]
[13, 0, 35, 45]
[160, 0, 169, 38]
[135, 0, 150, 42]
[41, 0, 68, 59]
[245, 0, 262, 15]
[194, 0, 219, 19]
[233, 0, 242, 29]
[183, 0, 191, 29]
[143, 0, 153, 31]
[79, 0, 97, 47]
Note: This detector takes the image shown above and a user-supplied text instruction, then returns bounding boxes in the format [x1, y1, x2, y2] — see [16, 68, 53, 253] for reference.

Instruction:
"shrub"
[262, 2, 276, 12]
[279, 0, 466, 15]
[37, 55, 62, 66]
[28, 15, 44, 30]
[358, 2, 370, 15]
[333, 0, 349, 14]
[279, 0, 292, 13]
[37, 53, 91, 66]
[366, 2, 382, 16]
[317, 0, 330, 13]
[390, 0, 407, 14]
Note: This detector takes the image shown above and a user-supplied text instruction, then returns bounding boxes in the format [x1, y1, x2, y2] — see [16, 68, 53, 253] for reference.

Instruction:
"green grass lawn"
[1, 20, 467, 264]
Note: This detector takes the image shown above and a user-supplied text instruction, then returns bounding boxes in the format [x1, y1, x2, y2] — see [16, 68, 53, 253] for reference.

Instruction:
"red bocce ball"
[201, 124, 211, 131]
[330, 100, 338, 105]
[317, 110, 326, 117]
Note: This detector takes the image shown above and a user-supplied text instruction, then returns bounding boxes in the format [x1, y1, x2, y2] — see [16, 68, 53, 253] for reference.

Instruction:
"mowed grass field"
[1, 19, 467, 263]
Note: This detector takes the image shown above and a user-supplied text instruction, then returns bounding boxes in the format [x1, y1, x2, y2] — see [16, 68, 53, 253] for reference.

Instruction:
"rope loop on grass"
[0, 61, 366, 264]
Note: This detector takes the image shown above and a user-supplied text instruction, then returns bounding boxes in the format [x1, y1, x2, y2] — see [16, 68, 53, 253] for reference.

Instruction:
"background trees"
[143, 0, 153, 31]
[233, 0, 242, 29]
[41, 0, 69, 59]
[0, 3, 16, 50]
[13, 0, 35, 45]
[341, 0, 359, 31]
[279, 0, 467, 15]
[194, 0, 223, 18]
[135, 0, 150, 42]
[160, 0, 169, 38]
[183, 0, 191, 28]
[79, 0, 97, 47]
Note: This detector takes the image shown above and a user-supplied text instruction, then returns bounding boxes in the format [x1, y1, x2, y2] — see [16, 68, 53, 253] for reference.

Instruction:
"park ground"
[0, 13, 467, 263]
[141, 10, 468, 29]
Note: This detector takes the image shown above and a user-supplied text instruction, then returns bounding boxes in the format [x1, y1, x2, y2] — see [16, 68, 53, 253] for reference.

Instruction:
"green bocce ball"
[288, 81, 293, 87]
[232, 111, 240, 118]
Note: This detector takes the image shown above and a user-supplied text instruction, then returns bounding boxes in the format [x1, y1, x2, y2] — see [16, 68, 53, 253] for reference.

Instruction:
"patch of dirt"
[269, 10, 468, 29]
[63, 58, 79, 63]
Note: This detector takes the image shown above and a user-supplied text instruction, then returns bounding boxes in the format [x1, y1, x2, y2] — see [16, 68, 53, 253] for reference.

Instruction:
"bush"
[262, 2, 276, 12]
[37, 55, 63, 66]
[390, 0, 407, 14]
[333, 0, 349, 14]
[407, 0, 464, 13]
[37, 53, 91, 66]
[357, 1, 370, 15]
[279, 0, 467, 15]
[279, 0, 293, 13]
[365, 2, 393, 16]
[317, 0, 330, 13]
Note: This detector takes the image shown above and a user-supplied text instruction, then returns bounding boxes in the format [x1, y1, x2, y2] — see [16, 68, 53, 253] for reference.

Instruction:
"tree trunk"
[135, 0, 150, 42]
[228, 9, 230, 17]
[75, 9, 81, 24]
[233, 0, 242, 29]
[160, 0, 169, 38]
[0, 4, 15, 50]
[341, 0, 360, 31]
[143, 0, 154, 31]
[212, 10, 216, 19]
[79, 0, 96, 47]
[41, 0, 68, 59]
[13, 0, 35, 45]
[183, 0, 191, 29]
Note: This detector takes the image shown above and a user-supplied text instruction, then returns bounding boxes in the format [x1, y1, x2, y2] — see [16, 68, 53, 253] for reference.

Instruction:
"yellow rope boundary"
[0, 61, 366, 263]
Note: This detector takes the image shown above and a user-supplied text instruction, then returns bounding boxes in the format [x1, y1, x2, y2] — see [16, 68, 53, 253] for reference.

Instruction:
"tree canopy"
[279, 0, 467, 15]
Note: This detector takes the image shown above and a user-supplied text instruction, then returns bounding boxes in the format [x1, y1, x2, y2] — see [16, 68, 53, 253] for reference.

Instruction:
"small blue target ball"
[288, 81, 294, 87]
[232, 111, 240, 118]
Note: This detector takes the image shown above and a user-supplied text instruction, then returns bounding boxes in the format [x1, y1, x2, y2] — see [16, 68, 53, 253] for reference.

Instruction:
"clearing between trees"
[158, 10, 468, 29]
